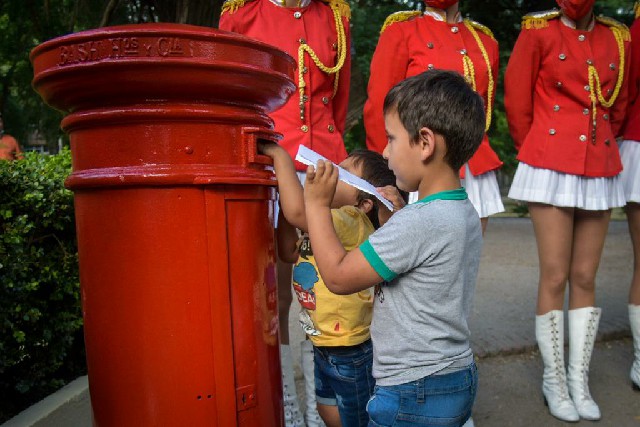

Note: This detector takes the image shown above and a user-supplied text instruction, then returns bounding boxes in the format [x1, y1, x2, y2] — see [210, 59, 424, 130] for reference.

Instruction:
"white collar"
[268, 0, 312, 8]
[423, 7, 462, 23]
[560, 13, 595, 31]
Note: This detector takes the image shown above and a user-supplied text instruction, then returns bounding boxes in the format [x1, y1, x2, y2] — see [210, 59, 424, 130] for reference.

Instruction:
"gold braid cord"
[587, 18, 628, 137]
[320, 0, 351, 20]
[380, 11, 422, 34]
[221, 0, 254, 15]
[521, 10, 560, 29]
[298, 0, 348, 122]
[635, 2, 640, 19]
[463, 20, 495, 132]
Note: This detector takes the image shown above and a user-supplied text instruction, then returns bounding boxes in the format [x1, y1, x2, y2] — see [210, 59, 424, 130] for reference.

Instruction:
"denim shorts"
[314, 339, 375, 427]
[366, 362, 478, 427]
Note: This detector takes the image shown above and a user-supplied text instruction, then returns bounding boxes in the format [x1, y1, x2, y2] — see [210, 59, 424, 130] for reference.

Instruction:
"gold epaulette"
[320, 0, 351, 20]
[635, 1, 640, 19]
[221, 0, 255, 15]
[521, 10, 560, 30]
[380, 11, 422, 34]
[464, 19, 495, 40]
[596, 16, 631, 41]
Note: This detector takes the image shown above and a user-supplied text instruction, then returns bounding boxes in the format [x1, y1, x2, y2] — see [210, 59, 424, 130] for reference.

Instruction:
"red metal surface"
[30, 23, 295, 427]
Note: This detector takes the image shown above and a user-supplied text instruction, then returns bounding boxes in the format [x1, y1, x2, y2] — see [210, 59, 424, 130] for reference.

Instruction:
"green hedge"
[0, 149, 85, 423]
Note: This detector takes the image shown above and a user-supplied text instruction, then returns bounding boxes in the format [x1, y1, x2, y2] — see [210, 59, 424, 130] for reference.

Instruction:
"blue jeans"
[366, 363, 478, 427]
[314, 339, 375, 427]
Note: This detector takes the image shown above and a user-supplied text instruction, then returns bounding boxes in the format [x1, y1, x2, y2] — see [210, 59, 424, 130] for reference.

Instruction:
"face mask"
[556, 0, 595, 21]
[424, 0, 458, 9]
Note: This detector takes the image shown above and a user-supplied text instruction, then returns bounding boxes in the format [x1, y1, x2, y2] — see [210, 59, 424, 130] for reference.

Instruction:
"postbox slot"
[242, 126, 281, 167]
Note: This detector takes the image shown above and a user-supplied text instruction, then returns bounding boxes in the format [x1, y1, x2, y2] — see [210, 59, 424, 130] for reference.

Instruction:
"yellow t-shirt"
[292, 205, 374, 347]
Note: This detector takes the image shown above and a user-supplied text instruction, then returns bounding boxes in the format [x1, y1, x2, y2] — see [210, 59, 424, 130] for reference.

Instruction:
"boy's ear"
[418, 127, 436, 161]
[357, 197, 374, 215]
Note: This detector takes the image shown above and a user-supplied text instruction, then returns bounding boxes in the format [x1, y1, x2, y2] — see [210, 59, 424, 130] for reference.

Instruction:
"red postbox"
[30, 24, 296, 426]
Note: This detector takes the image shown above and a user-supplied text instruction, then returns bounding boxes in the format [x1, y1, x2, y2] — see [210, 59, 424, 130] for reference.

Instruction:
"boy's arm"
[304, 160, 383, 295]
[259, 142, 308, 231]
[276, 211, 299, 264]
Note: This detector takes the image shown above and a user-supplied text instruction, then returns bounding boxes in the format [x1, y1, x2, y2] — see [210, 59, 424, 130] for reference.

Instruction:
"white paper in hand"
[295, 145, 394, 211]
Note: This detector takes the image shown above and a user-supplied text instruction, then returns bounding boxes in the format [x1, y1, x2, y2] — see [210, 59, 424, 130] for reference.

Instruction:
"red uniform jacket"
[622, 18, 640, 142]
[220, 0, 350, 170]
[0, 134, 22, 160]
[505, 14, 630, 177]
[363, 9, 502, 177]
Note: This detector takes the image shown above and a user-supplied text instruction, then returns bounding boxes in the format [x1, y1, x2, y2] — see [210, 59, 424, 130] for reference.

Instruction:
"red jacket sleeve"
[622, 19, 640, 135]
[218, 9, 241, 33]
[504, 28, 541, 152]
[363, 24, 410, 154]
[335, 16, 351, 136]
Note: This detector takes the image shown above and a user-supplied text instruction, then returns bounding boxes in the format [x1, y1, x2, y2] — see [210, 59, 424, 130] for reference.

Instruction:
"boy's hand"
[257, 141, 283, 158]
[304, 160, 338, 208]
[377, 185, 406, 212]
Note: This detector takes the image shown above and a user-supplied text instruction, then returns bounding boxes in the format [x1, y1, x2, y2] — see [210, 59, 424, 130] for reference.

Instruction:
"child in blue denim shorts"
[302, 69, 485, 427]
[260, 145, 406, 426]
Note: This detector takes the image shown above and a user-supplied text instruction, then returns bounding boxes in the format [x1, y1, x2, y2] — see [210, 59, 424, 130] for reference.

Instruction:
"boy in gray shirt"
[303, 69, 485, 426]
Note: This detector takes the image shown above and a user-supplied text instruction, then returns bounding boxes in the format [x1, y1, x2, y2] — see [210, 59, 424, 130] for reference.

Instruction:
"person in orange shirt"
[363, 0, 504, 234]
[220, 1, 351, 426]
[619, 1, 640, 392]
[0, 116, 22, 161]
[505, 0, 630, 422]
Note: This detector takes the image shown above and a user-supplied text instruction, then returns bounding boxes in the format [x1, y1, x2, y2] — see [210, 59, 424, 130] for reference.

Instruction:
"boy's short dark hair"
[347, 149, 407, 229]
[382, 70, 485, 171]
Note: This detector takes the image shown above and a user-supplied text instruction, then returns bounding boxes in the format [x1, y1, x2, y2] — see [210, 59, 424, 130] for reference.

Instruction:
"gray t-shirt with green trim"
[360, 188, 482, 387]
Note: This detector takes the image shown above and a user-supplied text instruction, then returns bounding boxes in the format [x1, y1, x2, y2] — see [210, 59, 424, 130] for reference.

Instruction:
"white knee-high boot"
[630, 305, 640, 390]
[301, 340, 325, 427]
[281, 344, 305, 427]
[536, 310, 579, 422]
[567, 307, 601, 421]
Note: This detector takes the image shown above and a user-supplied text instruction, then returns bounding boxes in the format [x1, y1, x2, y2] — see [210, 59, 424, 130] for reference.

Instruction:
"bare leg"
[626, 203, 640, 305]
[480, 217, 488, 235]
[529, 203, 574, 314]
[277, 259, 293, 344]
[567, 209, 611, 309]
[317, 404, 342, 427]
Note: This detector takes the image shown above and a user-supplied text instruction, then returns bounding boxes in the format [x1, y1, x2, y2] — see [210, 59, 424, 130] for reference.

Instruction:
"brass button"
[607, 88, 613, 95]
[322, 96, 329, 104]
[603, 114, 609, 121]
[328, 124, 335, 133]
[302, 95, 309, 102]
[559, 53, 566, 60]
[427, 42, 434, 49]
[553, 105, 560, 112]
[584, 85, 591, 92]
[549, 129, 556, 135]
[298, 38, 306, 44]
[583, 108, 589, 115]
[578, 34, 586, 41]
[451, 26, 459, 33]
[610, 63, 616, 70]
[586, 59, 593, 65]
[556, 81, 563, 88]
[302, 66, 308, 74]
[605, 139, 611, 146]
[428, 64, 434, 70]
[301, 125, 309, 132]
[332, 42, 338, 50]
[294, 11, 302, 19]
[579, 135, 587, 142]
[460, 49, 467, 55]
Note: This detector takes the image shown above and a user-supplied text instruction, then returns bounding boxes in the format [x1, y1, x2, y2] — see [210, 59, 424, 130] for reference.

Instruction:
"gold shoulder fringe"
[320, 0, 351, 20]
[464, 19, 495, 40]
[221, 0, 255, 15]
[596, 16, 631, 41]
[380, 11, 422, 34]
[635, 2, 640, 19]
[521, 10, 560, 30]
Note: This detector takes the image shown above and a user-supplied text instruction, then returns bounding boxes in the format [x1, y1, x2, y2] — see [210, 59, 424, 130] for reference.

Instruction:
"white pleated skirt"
[408, 164, 505, 218]
[508, 162, 625, 210]
[618, 139, 640, 204]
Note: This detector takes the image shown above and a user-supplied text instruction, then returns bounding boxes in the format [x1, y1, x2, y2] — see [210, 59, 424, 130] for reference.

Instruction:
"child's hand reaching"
[305, 160, 338, 208]
[377, 185, 406, 212]
[257, 141, 282, 158]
